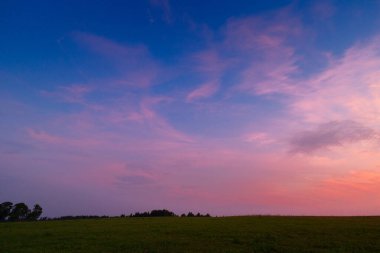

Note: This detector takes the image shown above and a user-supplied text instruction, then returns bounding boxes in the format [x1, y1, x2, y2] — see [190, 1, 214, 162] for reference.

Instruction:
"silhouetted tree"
[150, 209, 175, 217]
[9, 203, 30, 221]
[187, 212, 194, 217]
[27, 204, 43, 221]
[129, 209, 176, 217]
[181, 213, 186, 217]
[0, 202, 13, 221]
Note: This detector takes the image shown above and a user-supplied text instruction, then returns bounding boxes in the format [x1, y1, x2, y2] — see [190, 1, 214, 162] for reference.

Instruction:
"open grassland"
[1, 216, 380, 252]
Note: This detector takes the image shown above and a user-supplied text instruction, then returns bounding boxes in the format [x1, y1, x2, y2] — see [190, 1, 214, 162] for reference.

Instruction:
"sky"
[2, 0, 380, 217]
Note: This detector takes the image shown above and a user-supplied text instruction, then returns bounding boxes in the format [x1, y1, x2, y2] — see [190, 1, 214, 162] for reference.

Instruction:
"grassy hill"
[1, 216, 380, 252]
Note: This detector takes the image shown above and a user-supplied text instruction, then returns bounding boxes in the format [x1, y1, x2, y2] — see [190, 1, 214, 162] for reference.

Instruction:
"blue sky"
[2, 0, 380, 216]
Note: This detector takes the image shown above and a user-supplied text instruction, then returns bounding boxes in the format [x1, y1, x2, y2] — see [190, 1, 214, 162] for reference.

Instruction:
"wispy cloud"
[291, 37, 380, 125]
[186, 81, 219, 102]
[134, 97, 195, 142]
[183, 8, 303, 98]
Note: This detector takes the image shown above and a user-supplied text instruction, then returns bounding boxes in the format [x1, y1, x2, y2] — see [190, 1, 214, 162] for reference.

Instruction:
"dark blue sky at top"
[1, 0, 379, 111]
[2, 0, 379, 71]
[0, 0, 379, 132]
[1, 1, 290, 60]
[1, 1, 296, 93]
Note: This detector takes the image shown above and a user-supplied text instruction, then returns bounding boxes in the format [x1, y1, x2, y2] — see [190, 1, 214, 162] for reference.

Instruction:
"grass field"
[1, 216, 380, 252]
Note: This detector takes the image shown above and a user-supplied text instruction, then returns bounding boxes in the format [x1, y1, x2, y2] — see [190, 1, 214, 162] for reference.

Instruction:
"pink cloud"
[136, 97, 194, 142]
[183, 49, 228, 102]
[186, 81, 219, 102]
[224, 14, 301, 95]
[291, 37, 380, 126]
[238, 54, 298, 95]
[184, 9, 303, 97]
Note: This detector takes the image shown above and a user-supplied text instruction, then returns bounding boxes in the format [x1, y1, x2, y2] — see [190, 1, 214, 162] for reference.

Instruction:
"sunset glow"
[2, 0, 380, 217]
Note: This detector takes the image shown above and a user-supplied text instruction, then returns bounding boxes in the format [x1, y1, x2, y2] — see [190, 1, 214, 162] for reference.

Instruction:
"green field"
[1, 216, 380, 252]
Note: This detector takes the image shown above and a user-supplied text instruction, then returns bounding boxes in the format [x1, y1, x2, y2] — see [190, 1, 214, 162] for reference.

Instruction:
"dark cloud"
[289, 120, 377, 153]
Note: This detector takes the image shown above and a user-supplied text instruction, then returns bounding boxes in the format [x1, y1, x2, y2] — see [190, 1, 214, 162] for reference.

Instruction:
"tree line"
[122, 209, 210, 218]
[44, 210, 211, 220]
[180, 212, 211, 217]
[1, 201, 211, 221]
[0, 202, 43, 221]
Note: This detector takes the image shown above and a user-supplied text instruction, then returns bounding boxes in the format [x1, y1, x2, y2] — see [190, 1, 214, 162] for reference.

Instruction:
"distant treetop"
[0, 202, 43, 222]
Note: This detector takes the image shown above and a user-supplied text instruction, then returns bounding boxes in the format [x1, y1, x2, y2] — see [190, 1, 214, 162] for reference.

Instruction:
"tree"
[28, 204, 43, 221]
[187, 212, 194, 217]
[9, 203, 30, 221]
[0, 202, 13, 221]
[150, 209, 175, 217]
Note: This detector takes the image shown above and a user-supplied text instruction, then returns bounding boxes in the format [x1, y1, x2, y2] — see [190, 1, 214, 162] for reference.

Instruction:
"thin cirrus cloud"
[186, 81, 219, 102]
[134, 97, 195, 143]
[222, 11, 302, 96]
[182, 9, 305, 101]
[285, 36, 380, 156]
[290, 37, 380, 125]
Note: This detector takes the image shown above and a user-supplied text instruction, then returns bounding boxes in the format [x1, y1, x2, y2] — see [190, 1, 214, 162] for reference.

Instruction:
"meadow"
[1, 216, 380, 253]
